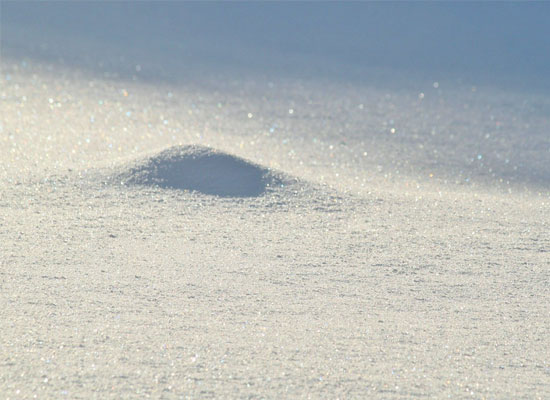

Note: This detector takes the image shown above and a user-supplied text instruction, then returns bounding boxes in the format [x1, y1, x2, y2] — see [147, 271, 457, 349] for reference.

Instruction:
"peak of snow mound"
[115, 145, 284, 197]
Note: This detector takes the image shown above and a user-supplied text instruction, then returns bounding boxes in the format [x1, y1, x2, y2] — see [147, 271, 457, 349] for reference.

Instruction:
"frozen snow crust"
[2, 3, 550, 399]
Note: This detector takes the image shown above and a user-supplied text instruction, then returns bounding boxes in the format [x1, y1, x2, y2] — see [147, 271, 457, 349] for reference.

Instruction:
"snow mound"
[115, 145, 284, 197]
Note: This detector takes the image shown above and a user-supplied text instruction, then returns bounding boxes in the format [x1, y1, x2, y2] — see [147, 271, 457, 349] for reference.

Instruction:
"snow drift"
[114, 145, 284, 197]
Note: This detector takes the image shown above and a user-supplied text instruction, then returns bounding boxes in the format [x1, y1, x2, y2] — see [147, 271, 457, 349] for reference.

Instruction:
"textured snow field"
[1, 3, 550, 399]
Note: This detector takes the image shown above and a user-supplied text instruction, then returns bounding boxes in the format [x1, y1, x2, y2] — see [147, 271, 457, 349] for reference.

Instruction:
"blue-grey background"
[2, 2, 549, 90]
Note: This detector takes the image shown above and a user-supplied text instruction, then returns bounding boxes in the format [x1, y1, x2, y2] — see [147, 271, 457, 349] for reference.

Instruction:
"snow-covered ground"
[1, 3, 549, 398]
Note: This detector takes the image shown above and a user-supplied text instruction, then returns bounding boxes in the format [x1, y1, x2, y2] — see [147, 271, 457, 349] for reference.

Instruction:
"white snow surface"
[1, 3, 549, 399]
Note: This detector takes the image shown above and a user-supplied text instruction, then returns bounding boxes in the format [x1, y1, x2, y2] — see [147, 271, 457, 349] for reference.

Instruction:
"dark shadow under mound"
[116, 145, 283, 197]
